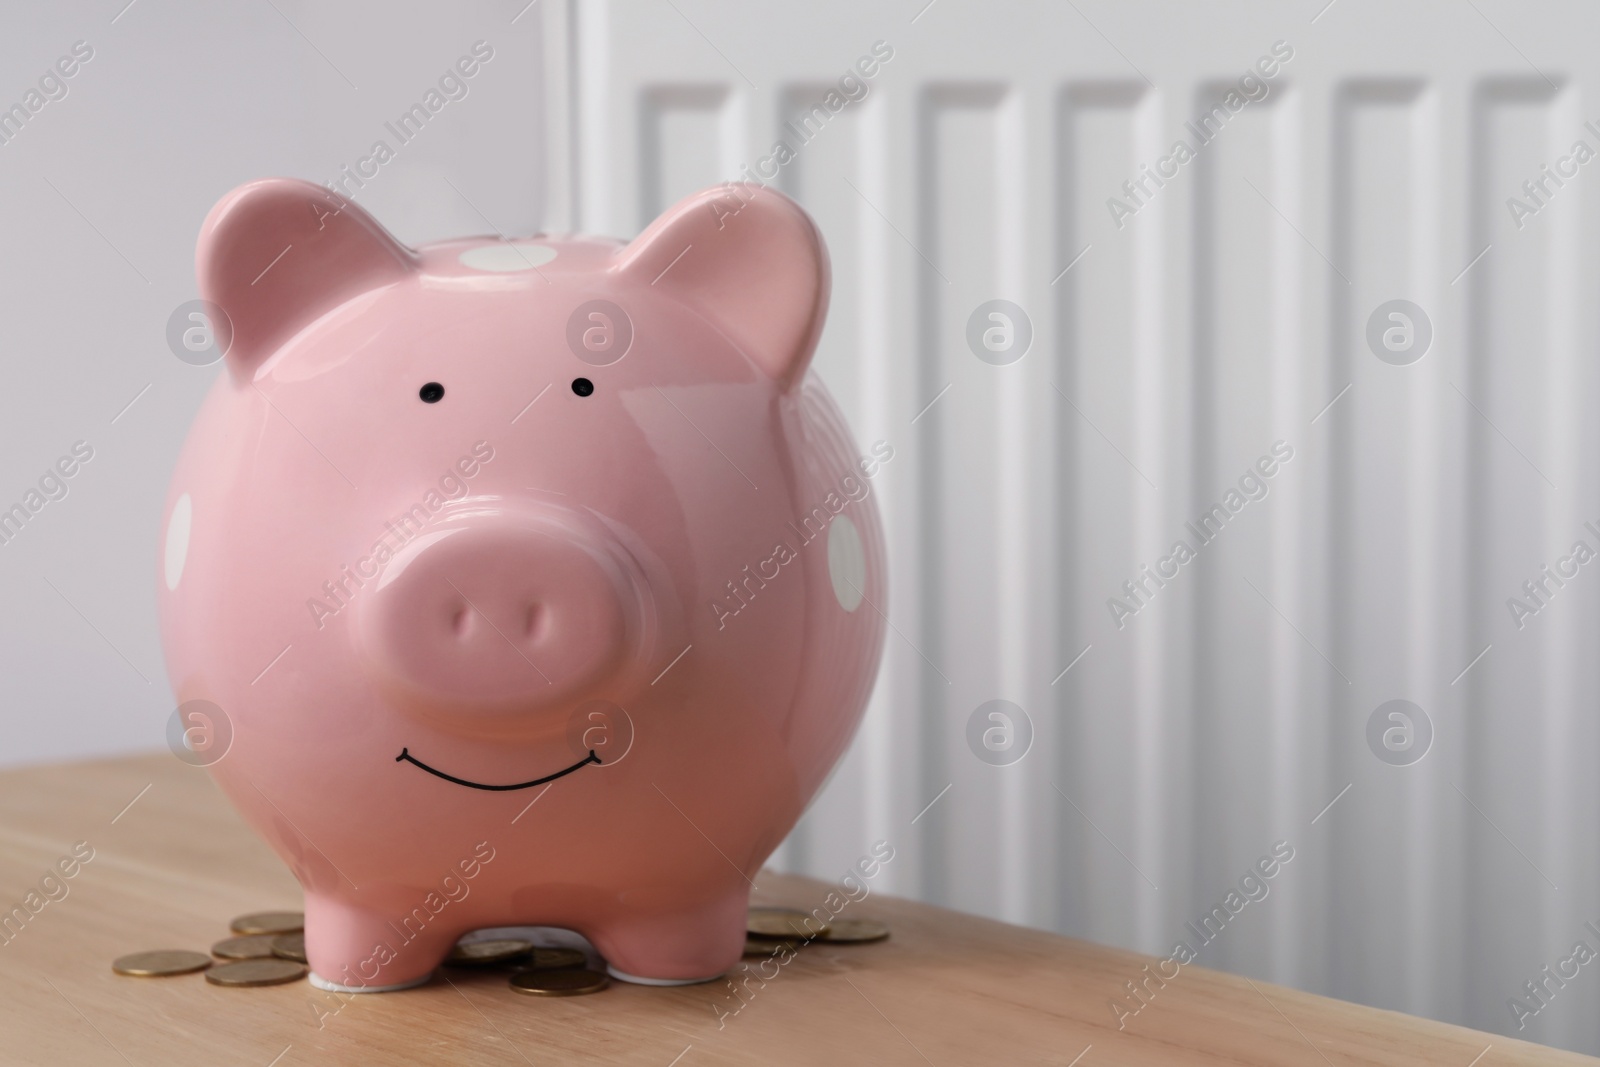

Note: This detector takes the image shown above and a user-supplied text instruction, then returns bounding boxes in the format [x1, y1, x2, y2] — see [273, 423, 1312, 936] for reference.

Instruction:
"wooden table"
[0, 754, 1584, 1066]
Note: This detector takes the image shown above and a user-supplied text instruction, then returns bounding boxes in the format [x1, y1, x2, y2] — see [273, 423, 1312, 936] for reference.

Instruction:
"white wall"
[555, 0, 1600, 1054]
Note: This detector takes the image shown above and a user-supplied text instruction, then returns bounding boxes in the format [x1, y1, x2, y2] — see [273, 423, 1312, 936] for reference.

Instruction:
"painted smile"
[395, 747, 600, 791]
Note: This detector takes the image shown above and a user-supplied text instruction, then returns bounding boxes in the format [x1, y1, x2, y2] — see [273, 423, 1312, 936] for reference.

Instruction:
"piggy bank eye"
[419, 382, 445, 403]
[571, 377, 594, 397]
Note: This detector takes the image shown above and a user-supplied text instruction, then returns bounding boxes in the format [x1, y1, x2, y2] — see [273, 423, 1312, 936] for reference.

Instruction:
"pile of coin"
[446, 937, 610, 997]
[111, 910, 309, 987]
[112, 903, 888, 994]
[744, 906, 891, 956]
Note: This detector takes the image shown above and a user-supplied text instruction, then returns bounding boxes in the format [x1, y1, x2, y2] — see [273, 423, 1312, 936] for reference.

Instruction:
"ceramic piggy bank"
[158, 178, 888, 991]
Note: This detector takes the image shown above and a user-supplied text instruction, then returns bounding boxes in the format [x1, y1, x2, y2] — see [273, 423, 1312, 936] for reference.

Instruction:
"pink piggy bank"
[158, 177, 888, 991]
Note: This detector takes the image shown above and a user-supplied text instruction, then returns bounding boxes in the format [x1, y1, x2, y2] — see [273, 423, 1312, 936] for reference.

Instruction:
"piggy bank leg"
[587, 891, 748, 985]
[303, 894, 456, 993]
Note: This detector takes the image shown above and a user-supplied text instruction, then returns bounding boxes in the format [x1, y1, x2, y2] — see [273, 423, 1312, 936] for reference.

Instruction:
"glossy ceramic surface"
[158, 178, 888, 989]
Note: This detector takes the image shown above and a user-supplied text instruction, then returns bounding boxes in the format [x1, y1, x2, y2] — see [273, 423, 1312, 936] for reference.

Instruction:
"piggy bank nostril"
[522, 604, 542, 639]
[451, 607, 472, 639]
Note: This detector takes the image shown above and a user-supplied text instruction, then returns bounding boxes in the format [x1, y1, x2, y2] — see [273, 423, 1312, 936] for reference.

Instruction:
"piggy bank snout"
[356, 508, 650, 723]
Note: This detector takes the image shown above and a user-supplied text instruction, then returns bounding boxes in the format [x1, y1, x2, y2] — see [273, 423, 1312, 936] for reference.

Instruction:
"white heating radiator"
[541, 0, 1600, 1051]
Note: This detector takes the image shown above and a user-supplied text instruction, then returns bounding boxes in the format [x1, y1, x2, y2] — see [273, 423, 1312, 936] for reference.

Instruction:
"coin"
[748, 912, 826, 939]
[817, 919, 890, 943]
[112, 950, 212, 977]
[509, 969, 609, 996]
[229, 911, 303, 936]
[447, 938, 533, 967]
[212, 935, 280, 960]
[524, 947, 588, 971]
[271, 933, 307, 963]
[204, 958, 308, 987]
[744, 936, 798, 956]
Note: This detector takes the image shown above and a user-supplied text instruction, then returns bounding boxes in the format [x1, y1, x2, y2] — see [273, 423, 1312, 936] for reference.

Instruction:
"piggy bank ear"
[198, 178, 415, 381]
[618, 184, 828, 391]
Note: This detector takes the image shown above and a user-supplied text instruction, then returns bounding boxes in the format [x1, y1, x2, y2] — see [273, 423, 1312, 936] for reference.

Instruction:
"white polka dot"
[458, 243, 558, 272]
[827, 514, 865, 612]
[165, 493, 192, 592]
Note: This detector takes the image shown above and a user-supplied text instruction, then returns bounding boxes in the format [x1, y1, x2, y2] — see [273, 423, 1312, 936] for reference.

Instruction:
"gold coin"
[744, 936, 798, 956]
[525, 947, 588, 971]
[204, 958, 308, 987]
[112, 950, 212, 977]
[748, 913, 826, 939]
[271, 933, 307, 963]
[212, 935, 280, 960]
[818, 919, 890, 943]
[509, 969, 609, 996]
[229, 911, 303, 936]
[447, 938, 534, 966]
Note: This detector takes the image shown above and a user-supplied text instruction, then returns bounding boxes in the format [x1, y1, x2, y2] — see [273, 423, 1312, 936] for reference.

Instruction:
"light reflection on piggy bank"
[158, 178, 887, 991]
